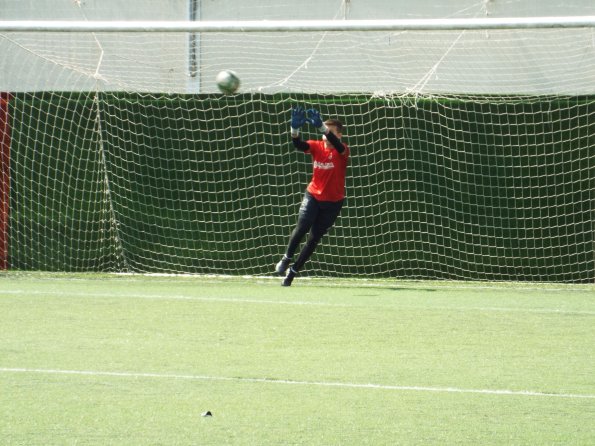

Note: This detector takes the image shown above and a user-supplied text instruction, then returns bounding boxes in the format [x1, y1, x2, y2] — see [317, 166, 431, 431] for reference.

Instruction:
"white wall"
[0, 0, 189, 92]
[199, 0, 595, 20]
[4, 0, 595, 20]
[1, 0, 595, 94]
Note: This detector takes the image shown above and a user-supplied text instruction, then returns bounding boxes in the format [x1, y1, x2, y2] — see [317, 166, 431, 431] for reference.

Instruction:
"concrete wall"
[3, 0, 595, 20]
[0, 0, 189, 92]
[1, 0, 595, 94]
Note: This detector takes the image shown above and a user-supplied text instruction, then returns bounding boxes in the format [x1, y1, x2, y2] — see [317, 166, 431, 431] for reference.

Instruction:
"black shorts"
[296, 191, 344, 238]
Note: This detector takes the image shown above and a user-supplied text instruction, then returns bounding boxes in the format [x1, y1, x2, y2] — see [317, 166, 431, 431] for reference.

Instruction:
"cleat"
[282, 267, 297, 286]
[275, 255, 291, 275]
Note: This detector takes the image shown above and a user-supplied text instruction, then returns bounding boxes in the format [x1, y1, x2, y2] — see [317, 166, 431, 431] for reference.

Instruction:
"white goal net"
[1, 17, 594, 281]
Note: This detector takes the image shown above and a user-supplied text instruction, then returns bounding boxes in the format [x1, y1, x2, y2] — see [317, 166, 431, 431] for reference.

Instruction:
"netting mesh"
[1, 26, 594, 281]
[3, 28, 595, 94]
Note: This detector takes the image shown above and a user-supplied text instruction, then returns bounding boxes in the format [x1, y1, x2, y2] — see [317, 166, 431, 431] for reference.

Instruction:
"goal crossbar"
[1, 16, 595, 33]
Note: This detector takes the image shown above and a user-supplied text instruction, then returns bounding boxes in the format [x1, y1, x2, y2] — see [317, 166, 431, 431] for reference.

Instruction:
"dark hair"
[324, 119, 344, 132]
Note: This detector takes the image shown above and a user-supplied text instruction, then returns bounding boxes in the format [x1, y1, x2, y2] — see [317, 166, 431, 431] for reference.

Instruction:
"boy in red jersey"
[276, 106, 350, 286]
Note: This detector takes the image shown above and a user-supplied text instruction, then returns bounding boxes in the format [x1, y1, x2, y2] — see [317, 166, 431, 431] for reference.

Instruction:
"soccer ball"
[216, 70, 240, 94]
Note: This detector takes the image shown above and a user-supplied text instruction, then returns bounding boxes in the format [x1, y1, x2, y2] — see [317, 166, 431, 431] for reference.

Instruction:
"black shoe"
[282, 267, 297, 286]
[275, 256, 291, 275]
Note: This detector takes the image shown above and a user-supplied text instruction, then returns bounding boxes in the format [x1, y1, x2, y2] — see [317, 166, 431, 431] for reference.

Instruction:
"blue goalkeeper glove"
[290, 106, 307, 135]
[306, 108, 328, 133]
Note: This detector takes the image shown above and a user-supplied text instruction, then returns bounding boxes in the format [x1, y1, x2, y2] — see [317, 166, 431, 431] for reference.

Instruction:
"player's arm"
[290, 106, 309, 152]
[306, 109, 345, 154]
[292, 136, 309, 152]
[323, 130, 346, 154]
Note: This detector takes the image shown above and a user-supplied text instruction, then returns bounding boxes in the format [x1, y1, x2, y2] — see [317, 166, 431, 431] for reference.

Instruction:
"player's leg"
[291, 200, 343, 271]
[276, 192, 318, 275]
[282, 199, 344, 286]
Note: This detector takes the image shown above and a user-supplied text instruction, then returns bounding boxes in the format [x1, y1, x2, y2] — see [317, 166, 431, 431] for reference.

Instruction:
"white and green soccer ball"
[216, 70, 240, 95]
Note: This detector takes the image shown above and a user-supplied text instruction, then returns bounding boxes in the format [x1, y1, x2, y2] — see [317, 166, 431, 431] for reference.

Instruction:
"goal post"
[0, 92, 11, 270]
[1, 18, 594, 281]
[2, 16, 595, 32]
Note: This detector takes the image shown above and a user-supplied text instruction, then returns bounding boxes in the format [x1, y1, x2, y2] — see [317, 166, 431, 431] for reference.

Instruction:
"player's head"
[324, 119, 343, 138]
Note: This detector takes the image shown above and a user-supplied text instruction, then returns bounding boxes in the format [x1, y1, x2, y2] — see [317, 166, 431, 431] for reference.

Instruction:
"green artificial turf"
[1, 273, 593, 444]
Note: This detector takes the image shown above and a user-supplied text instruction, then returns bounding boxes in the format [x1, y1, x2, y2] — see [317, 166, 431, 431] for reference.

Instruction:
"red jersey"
[304, 139, 349, 202]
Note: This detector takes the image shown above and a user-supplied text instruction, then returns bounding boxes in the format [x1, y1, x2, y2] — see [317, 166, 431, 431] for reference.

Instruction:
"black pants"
[285, 191, 344, 272]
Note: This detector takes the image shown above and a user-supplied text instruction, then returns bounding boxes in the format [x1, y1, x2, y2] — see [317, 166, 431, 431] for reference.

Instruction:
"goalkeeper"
[276, 106, 350, 286]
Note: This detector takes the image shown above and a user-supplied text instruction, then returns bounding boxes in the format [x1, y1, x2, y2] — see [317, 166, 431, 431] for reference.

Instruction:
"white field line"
[101, 273, 595, 292]
[0, 289, 351, 308]
[4, 272, 595, 294]
[1, 367, 593, 400]
[1, 289, 594, 316]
